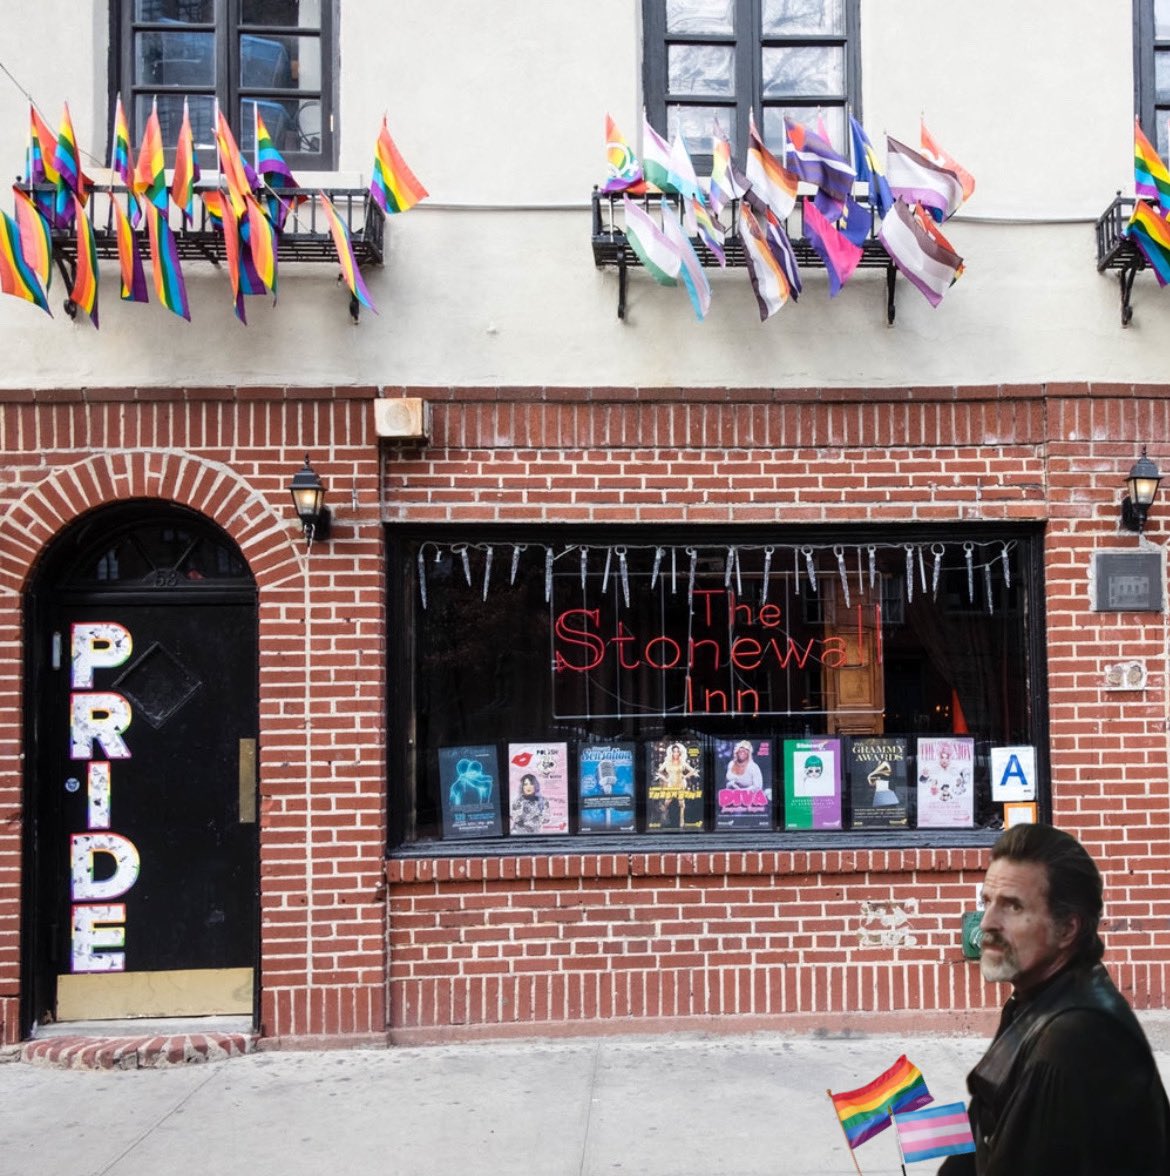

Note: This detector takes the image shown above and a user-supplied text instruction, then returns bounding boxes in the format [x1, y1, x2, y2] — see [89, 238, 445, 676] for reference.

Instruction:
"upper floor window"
[1136, 0, 1170, 157]
[113, 0, 335, 171]
[642, 0, 860, 161]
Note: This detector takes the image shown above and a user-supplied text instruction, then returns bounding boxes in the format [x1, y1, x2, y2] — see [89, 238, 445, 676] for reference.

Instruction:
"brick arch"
[0, 450, 303, 596]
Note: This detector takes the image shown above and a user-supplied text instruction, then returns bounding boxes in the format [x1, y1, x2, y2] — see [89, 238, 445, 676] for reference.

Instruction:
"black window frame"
[387, 522, 1049, 857]
[110, 0, 337, 172]
[642, 0, 862, 167]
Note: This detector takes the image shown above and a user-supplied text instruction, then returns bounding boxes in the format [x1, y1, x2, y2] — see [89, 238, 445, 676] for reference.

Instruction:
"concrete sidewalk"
[4, 1022, 1170, 1176]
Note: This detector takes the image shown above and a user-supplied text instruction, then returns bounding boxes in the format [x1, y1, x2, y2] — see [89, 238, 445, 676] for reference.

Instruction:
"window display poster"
[507, 743, 570, 835]
[848, 737, 909, 829]
[714, 737, 773, 831]
[916, 737, 975, 828]
[783, 738, 843, 830]
[990, 745, 1036, 802]
[647, 738, 705, 831]
[439, 744, 503, 839]
[578, 742, 636, 833]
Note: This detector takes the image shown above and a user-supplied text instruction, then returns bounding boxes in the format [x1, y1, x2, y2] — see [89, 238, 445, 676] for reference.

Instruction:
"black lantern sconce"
[1121, 447, 1162, 534]
[289, 455, 332, 546]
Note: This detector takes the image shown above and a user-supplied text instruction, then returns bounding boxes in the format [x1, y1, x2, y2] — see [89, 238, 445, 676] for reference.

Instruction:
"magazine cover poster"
[916, 736, 975, 828]
[848, 737, 909, 829]
[507, 743, 570, 835]
[578, 742, 636, 833]
[783, 738, 842, 830]
[438, 744, 503, 839]
[646, 738, 704, 832]
[714, 737, 773, 830]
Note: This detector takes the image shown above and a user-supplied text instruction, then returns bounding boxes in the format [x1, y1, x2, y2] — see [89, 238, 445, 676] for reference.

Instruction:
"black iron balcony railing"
[1096, 194, 1142, 326]
[592, 188, 899, 323]
[25, 185, 384, 321]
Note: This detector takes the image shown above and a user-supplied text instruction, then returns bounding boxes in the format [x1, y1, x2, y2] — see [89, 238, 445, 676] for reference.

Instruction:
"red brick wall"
[382, 382, 1170, 1041]
[0, 386, 388, 1047]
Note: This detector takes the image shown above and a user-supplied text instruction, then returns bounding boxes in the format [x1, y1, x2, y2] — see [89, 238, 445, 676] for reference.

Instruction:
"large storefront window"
[388, 525, 1046, 850]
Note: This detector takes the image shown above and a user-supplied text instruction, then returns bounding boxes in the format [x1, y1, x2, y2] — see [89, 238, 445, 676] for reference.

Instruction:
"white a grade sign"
[990, 745, 1036, 802]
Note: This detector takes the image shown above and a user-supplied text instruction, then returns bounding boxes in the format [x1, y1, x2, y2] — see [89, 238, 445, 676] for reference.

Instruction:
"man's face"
[979, 858, 1078, 993]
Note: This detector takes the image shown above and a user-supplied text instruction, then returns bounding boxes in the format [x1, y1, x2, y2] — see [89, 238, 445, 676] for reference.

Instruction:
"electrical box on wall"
[374, 398, 430, 442]
[1091, 551, 1164, 612]
[961, 910, 984, 960]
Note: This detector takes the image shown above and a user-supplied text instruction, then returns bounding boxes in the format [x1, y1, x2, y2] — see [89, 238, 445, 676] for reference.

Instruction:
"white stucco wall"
[0, 0, 1163, 389]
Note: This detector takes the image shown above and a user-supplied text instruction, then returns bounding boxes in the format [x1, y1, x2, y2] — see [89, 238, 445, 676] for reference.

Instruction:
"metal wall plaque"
[1092, 552, 1164, 612]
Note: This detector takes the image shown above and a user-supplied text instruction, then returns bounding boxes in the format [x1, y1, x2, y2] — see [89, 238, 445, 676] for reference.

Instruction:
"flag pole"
[826, 1090, 865, 1176]
[889, 1107, 909, 1176]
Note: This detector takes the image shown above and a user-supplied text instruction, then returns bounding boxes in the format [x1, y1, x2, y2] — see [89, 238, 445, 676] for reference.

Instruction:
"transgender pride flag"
[894, 1102, 976, 1164]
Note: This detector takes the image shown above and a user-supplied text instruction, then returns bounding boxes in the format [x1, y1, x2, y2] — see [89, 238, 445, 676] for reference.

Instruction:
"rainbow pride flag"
[216, 109, 257, 218]
[135, 102, 167, 211]
[600, 113, 643, 194]
[52, 102, 92, 221]
[112, 196, 148, 303]
[255, 111, 296, 185]
[369, 117, 428, 214]
[145, 203, 190, 320]
[69, 194, 99, 328]
[830, 1055, 932, 1149]
[0, 209, 50, 314]
[171, 98, 201, 222]
[244, 194, 277, 295]
[1135, 118, 1170, 211]
[111, 94, 133, 185]
[319, 191, 376, 313]
[13, 186, 52, 293]
[26, 105, 60, 186]
[1127, 199, 1170, 286]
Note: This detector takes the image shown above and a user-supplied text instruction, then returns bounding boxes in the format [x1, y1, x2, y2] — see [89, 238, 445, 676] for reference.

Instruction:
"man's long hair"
[990, 824, 1105, 963]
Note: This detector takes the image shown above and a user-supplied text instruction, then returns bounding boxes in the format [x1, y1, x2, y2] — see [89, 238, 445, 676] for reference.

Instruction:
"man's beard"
[979, 935, 1019, 983]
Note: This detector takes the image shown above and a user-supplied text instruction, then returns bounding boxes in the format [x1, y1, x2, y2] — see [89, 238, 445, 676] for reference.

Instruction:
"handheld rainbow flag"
[111, 94, 134, 187]
[708, 120, 747, 218]
[216, 109, 257, 218]
[319, 191, 377, 313]
[600, 114, 643, 194]
[13, 186, 52, 293]
[691, 196, 725, 266]
[1126, 199, 1170, 286]
[145, 202, 191, 320]
[69, 193, 99, 328]
[51, 102, 92, 220]
[894, 1102, 975, 1165]
[26, 105, 60, 186]
[172, 98, 201, 223]
[369, 117, 428, 214]
[829, 1055, 932, 1149]
[254, 111, 303, 230]
[0, 209, 51, 314]
[134, 101, 167, 212]
[1134, 118, 1170, 212]
[112, 196, 148, 303]
[243, 194, 277, 296]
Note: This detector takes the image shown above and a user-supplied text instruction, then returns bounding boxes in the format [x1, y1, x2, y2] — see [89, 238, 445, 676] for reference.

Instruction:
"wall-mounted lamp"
[1121, 447, 1162, 533]
[289, 455, 331, 546]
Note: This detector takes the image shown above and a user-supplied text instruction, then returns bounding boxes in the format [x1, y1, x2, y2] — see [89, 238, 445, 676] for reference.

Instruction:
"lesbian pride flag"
[894, 1101, 976, 1164]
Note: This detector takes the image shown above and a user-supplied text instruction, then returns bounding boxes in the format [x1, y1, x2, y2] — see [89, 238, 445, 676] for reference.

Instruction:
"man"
[941, 824, 1170, 1175]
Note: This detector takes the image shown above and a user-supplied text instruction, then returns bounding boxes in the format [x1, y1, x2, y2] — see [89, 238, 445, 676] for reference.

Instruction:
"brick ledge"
[19, 1031, 256, 1070]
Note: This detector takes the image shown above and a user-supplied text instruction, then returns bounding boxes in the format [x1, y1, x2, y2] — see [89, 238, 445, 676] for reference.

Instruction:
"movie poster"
[578, 742, 636, 833]
[507, 742, 570, 835]
[438, 744, 503, 839]
[916, 736, 975, 828]
[646, 738, 704, 831]
[783, 737, 842, 830]
[848, 737, 909, 829]
[714, 737, 773, 831]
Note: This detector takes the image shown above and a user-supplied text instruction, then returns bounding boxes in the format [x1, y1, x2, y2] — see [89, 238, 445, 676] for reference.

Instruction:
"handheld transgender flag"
[641, 115, 674, 192]
[879, 197, 964, 305]
[849, 115, 893, 219]
[111, 195, 148, 303]
[1126, 199, 1170, 286]
[886, 135, 964, 222]
[802, 197, 862, 296]
[13, 186, 52, 294]
[921, 120, 975, 204]
[661, 206, 711, 319]
[0, 209, 50, 314]
[829, 1055, 933, 1149]
[894, 1102, 975, 1165]
[319, 191, 377, 313]
[172, 98, 201, 223]
[369, 117, 428, 214]
[738, 204, 790, 320]
[621, 195, 682, 285]
[745, 109, 798, 222]
[145, 202, 191, 320]
[134, 101, 168, 213]
[600, 114, 643, 193]
[69, 194, 99, 328]
[783, 117, 855, 217]
[1134, 118, 1170, 212]
[708, 120, 747, 218]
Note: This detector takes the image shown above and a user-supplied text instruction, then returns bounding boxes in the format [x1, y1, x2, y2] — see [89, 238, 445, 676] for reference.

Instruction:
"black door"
[24, 505, 259, 1028]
